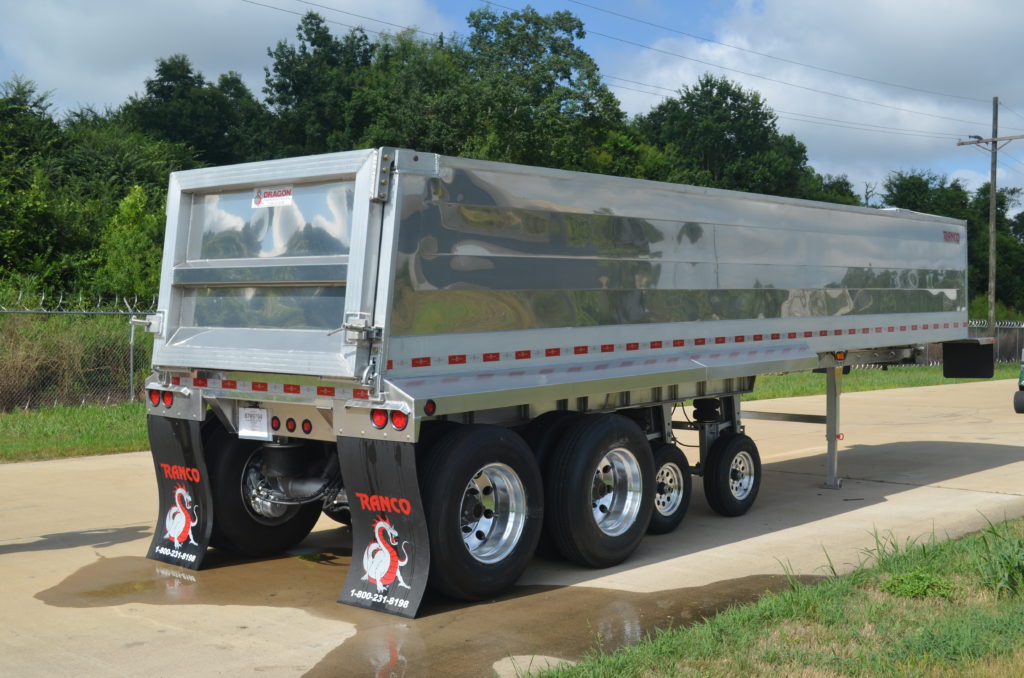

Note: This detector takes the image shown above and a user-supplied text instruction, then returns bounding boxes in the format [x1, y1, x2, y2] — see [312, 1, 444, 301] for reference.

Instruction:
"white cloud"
[608, 0, 1024, 201]
[0, 0, 452, 114]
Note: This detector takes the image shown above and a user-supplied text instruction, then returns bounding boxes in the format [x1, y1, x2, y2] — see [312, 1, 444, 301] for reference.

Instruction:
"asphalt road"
[2, 379, 1023, 677]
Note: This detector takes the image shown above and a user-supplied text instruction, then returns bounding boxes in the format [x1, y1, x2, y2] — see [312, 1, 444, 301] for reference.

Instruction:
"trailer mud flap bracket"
[145, 415, 213, 570]
[336, 437, 430, 618]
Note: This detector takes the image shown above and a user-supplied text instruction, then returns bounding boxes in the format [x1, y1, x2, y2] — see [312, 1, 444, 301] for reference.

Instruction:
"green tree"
[352, 31, 472, 154]
[0, 79, 66, 283]
[91, 186, 163, 298]
[634, 74, 813, 197]
[264, 13, 374, 155]
[460, 6, 624, 168]
[801, 172, 861, 206]
[121, 55, 268, 165]
[881, 170, 970, 217]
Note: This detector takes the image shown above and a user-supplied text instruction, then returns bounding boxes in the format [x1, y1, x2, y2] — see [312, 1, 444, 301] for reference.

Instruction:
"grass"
[0, 401, 149, 462]
[537, 520, 1024, 678]
[746, 362, 1018, 401]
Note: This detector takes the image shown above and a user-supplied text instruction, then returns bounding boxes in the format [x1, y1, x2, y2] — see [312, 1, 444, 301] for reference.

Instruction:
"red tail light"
[161, 391, 174, 408]
[271, 416, 281, 431]
[370, 409, 389, 429]
[390, 410, 408, 431]
[149, 389, 160, 406]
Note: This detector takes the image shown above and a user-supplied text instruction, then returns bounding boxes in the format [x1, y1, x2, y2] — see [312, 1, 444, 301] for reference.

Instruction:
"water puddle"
[39, 537, 817, 677]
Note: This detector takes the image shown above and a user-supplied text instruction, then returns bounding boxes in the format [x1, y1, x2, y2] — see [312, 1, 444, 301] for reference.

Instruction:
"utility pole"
[956, 97, 1024, 332]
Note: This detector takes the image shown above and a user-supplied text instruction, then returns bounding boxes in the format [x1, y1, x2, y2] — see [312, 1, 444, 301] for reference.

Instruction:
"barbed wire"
[0, 292, 157, 315]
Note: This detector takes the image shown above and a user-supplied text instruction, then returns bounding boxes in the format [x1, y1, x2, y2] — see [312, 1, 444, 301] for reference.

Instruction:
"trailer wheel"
[703, 433, 761, 517]
[647, 443, 692, 535]
[206, 430, 322, 556]
[419, 426, 543, 600]
[1014, 390, 1024, 414]
[546, 414, 655, 568]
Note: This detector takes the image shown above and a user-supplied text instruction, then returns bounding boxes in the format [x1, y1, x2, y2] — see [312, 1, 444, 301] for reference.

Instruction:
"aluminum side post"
[824, 367, 843, 490]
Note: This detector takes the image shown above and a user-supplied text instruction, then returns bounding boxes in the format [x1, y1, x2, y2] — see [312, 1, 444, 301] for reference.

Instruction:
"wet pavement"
[3, 380, 1024, 677]
[37, 549, 807, 677]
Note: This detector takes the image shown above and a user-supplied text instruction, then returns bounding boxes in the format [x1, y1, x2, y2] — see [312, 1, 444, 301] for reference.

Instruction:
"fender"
[337, 437, 430, 618]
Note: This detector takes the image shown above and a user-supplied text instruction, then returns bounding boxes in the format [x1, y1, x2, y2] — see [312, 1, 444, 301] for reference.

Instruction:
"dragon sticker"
[362, 516, 411, 593]
[164, 484, 199, 549]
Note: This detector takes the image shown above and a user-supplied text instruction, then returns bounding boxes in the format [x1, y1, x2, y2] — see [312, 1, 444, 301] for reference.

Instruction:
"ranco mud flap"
[337, 438, 430, 618]
[145, 416, 213, 570]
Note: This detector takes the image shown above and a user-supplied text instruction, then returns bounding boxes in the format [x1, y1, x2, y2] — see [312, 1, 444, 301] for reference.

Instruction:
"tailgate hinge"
[371, 147, 397, 202]
[330, 312, 382, 342]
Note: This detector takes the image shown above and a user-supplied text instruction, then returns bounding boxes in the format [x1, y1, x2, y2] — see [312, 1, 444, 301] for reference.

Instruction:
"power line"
[238, 0, 380, 34]
[777, 115, 958, 140]
[603, 74, 967, 139]
[289, 0, 442, 38]
[1001, 101, 1024, 125]
[481, 1, 1021, 132]
[568, 0, 987, 104]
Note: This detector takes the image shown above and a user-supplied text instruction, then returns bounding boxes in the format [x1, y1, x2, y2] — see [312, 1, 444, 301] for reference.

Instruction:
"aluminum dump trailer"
[139, 147, 988, 617]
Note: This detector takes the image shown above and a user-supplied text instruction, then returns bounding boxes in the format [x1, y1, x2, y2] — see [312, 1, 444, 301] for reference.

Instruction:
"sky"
[3, 0, 1023, 207]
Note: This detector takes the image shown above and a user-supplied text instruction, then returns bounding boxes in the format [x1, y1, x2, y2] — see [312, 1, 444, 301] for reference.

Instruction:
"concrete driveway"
[2, 379, 1023, 677]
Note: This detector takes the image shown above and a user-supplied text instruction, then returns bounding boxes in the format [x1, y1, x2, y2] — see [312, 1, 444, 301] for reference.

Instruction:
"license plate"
[238, 407, 271, 440]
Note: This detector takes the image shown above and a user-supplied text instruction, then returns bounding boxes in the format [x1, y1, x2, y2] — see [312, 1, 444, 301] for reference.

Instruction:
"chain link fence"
[0, 296, 155, 412]
[967, 320, 1024, 364]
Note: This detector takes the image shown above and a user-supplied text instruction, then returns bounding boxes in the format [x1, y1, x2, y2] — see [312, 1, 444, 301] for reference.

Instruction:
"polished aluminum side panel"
[386, 157, 966, 349]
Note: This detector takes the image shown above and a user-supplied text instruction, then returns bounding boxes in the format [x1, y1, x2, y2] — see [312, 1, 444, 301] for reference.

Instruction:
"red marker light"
[301, 419, 312, 435]
[391, 410, 408, 431]
[285, 418, 296, 433]
[162, 391, 174, 408]
[149, 389, 160, 406]
[370, 409, 389, 429]
[271, 416, 281, 431]
[424, 400, 437, 416]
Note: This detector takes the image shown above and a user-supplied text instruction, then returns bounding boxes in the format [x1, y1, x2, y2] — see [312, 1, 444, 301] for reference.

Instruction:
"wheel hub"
[728, 450, 755, 500]
[590, 448, 643, 536]
[460, 463, 527, 564]
[654, 462, 685, 517]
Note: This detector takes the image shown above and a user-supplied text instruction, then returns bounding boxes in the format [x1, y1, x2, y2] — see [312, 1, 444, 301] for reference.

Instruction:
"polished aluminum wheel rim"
[461, 463, 527, 564]
[728, 450, 756, 500]
[654, 461, 685, 517]
[591, 448, 643, 536]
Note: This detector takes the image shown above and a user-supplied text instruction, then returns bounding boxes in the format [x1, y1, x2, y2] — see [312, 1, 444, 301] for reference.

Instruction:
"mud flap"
[145, 415, 213, 570]
[337, 437, 430, 618]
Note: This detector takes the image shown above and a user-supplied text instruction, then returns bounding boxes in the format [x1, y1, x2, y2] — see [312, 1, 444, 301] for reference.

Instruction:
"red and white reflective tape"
[167, 376, 359, 399]
[395, 321, 965, 369]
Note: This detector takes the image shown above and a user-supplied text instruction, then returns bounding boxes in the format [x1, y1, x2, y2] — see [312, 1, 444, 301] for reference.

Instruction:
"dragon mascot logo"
[164, 484, 199, 549]
[362, 516, 411, 593]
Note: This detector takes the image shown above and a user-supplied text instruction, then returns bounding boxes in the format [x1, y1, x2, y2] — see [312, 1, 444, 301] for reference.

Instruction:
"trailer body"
[141, 148, 975, 616]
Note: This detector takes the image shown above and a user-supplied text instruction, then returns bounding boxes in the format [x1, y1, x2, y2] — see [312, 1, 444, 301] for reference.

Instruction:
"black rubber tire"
[521, 410, 584, 558]
[419, 425, 543, 600]
[205, 429, 322, 557]
[545, 414, 655, 568]
[702, 432, 761, 517]
[1014, 390, 1024, 414]
[647, 443, 692, 535]
[522, 410, 584, 470]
